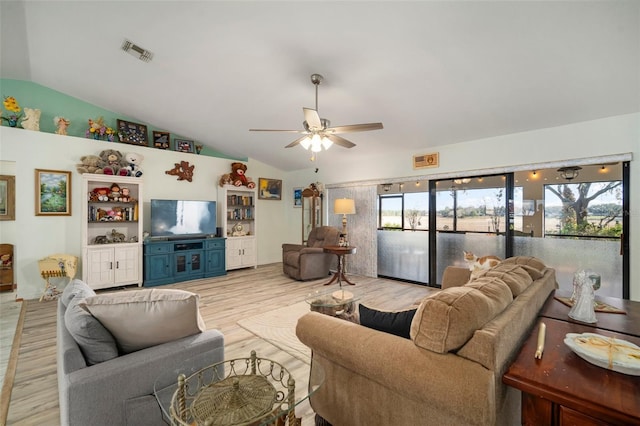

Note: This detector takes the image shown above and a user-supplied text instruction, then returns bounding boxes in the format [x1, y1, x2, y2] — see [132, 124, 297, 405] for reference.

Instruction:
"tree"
[405, 209, 421, 230]
[546, 182, 622, 230]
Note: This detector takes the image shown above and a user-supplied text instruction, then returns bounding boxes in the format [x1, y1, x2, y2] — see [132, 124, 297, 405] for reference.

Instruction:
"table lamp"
[334, 198, 356, 242]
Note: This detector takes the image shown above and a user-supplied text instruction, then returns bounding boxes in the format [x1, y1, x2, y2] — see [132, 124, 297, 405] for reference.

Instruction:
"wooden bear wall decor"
[165, 161, 195, 182]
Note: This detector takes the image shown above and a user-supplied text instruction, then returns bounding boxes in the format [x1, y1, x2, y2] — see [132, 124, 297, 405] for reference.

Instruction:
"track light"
[382, 183, 392, 192]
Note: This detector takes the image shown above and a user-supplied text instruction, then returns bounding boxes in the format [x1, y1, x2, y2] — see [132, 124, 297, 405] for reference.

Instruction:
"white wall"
[0, 127, 286, 299]
[284, 113, 640, 300]
[2, 113, 638, 300]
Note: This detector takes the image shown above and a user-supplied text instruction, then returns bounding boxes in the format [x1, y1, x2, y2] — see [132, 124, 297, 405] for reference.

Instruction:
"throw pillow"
[359, 304, 417, 339]
[81, 289, 206, 354]
[64, 295, 118, 365]
[60, 279, 95, 307]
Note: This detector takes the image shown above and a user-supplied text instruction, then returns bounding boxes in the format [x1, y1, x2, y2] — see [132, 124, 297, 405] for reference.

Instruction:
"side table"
[503, 293, 640, 426]
[322, 245, 356, 286]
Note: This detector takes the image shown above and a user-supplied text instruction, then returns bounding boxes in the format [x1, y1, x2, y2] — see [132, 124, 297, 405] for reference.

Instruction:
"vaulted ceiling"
[1, 1, 638, 171]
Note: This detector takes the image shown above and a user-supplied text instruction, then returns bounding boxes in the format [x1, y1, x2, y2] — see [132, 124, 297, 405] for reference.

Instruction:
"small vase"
[93, 133, 100, 140]
[8, 119, 18, 127]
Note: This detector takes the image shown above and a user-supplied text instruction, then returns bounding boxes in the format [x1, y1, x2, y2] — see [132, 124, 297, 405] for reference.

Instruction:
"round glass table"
[305, 287, 363, 318]
[154, 350, 324, 426]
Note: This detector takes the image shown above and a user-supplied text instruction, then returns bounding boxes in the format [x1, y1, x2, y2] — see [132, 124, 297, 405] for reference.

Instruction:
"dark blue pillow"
[358, 304, 417, 339]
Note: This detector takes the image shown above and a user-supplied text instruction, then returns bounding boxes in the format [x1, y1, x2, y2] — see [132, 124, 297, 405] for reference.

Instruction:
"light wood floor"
[3, 263, 436, 425]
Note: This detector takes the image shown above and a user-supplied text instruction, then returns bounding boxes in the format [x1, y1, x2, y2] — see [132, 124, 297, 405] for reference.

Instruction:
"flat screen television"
[150, 199, 217, 238]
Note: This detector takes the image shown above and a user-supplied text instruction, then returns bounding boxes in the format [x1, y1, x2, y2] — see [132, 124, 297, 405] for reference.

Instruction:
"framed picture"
[0, 175, 15, 221]
[152, 131, 170, 149]
[35, 169, 72, 216]
[175, 139, 194, 153]
[117, 119, 149, 146]
[258, 178, 282, 200]
[293, 187, 302, 208]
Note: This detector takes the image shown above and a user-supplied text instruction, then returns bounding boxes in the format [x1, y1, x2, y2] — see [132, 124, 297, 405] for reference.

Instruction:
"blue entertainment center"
[143, 237, 226, 286]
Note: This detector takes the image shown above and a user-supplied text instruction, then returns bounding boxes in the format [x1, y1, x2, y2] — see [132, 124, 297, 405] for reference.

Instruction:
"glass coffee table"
[305, 287, 363, 318]
[154, 351, 324, 426]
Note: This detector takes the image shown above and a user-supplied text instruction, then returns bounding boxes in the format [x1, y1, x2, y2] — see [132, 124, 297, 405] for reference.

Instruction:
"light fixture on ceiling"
[557, 166, 582, 180]
[453, 178, 471, 185]
[382, 183, 392, 192]
[532, 170, 537, 176]
[121, 39, 154, 62]
[398, 183, 404, 191]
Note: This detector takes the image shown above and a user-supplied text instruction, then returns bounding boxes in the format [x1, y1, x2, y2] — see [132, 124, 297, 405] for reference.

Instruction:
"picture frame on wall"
[175, 139, 194, 153]
[117, 119, 149, 146]
[152, 131, 170, 149]
[258, 178, 282, 200]
[0, 175, 15, 221]
[35, 169, 72, 216]
[293, 187, 302, 207]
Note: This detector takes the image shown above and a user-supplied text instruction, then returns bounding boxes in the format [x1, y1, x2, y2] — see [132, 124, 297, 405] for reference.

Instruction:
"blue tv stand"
[143, 237, 226, 287]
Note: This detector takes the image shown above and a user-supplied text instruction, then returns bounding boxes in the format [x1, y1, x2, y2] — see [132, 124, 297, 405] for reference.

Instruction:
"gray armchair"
[282, 226, 340, 281]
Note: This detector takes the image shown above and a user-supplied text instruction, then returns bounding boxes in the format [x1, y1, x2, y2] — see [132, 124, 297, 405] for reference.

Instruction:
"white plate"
[564, 332, 640, 376]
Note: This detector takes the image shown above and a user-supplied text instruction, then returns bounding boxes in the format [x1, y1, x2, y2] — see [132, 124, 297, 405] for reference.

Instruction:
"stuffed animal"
[109, 183, 122, 201]
[91, 187, 110, 202]
[20, 107, 41, 131]
[99, 149, 128, 176]
[110, 229, 126, 243]
[218, 173, 233, 187]
[123, 152, 144, 178]
[229, 162, 255, 188]
[76, 155, 105, 174]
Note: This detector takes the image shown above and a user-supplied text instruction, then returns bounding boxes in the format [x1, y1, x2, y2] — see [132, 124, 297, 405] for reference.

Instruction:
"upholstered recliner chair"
[282, 226, 340, 281]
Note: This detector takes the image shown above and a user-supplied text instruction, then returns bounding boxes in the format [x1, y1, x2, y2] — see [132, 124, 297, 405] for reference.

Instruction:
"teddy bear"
[99, 149, 129, 176]
[123, 152, 144, 178]
[229, 162, 255, 188]
[90, 187, 110, 202]
[218, 173, 233, 187]
[76, 154, 106, 174]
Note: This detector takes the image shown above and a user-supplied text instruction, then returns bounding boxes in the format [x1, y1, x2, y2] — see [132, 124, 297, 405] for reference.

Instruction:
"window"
[378, 192, 429, 230]
[544, 180, 622, 238]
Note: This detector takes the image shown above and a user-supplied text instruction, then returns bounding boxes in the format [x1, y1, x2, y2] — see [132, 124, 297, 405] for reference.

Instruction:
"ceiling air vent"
[121, 39, 154, 63]
[413, 152, 439, 169]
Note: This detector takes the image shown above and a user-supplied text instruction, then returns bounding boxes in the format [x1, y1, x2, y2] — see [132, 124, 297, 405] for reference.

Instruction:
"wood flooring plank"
[5, 263, 433, 425]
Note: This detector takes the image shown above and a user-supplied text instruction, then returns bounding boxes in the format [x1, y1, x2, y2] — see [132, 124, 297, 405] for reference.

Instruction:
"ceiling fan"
[249, 74, 383, 154]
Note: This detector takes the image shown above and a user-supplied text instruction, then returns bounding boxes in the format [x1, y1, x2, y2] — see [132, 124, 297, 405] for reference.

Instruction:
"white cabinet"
[226, 237, 257, 270]
[82, 175, 143, 289]
[218, 185, 257, 270]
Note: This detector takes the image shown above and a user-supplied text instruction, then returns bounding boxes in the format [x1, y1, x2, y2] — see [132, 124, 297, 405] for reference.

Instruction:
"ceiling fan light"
[321, 136, 333, 150]
[300, 137, 311, 150]
[310, 134, 322, 152]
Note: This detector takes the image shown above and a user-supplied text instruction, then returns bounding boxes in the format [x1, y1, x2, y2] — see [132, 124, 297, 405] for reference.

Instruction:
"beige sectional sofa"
[296, 256, 558, 426]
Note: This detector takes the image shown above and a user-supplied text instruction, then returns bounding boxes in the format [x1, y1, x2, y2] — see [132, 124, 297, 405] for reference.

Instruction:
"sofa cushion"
[359, 304, 417, 339]
[60, 279, 95, 307]
[64, 295, 118, 365]
[81, 289, 206, 353]
[410, 278, 512, 353]
[473, 264, 533, 297]
[502, 256, 546, 273]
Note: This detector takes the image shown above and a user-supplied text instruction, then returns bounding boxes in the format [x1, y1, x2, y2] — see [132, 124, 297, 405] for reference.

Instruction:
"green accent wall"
[0, 79, 244, 160]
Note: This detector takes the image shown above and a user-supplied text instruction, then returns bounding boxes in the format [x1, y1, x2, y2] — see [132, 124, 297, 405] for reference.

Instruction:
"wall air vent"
[121, 39, 154, 63]
[413, 152, 439, 169]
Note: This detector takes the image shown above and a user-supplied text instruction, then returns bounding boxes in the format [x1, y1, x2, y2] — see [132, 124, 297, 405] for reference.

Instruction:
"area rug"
[238, 301, 311, 364]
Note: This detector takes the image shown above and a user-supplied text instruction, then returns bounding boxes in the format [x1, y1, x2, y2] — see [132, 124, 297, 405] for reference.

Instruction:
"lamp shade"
[334, 198, 355, 215]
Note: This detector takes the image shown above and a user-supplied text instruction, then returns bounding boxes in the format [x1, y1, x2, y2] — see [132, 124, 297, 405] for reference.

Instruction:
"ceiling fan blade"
[284, 135, 310, 148]
[326, 134, 356, 149]
[249, 129, 303, 133]
[303, 107, 323, 131]
[326, 122, 384, 133]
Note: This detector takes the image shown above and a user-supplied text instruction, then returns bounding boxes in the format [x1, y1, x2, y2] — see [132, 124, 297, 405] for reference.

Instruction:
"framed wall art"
[0, 175, 15, 221]
[35, 169, 72, 216]
[175, 139, 194, 153]
[152, 131, 170, 149]
[258, 178, 282, 200]
[293, 187, 302, 207]
[117, 119, 149, 146]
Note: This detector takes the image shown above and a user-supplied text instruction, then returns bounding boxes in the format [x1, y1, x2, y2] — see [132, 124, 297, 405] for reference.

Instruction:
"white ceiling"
[1, 1, 638, 172]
